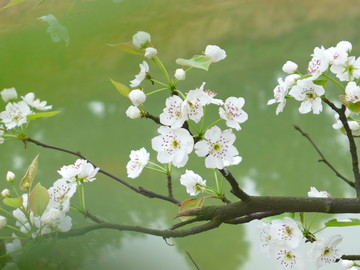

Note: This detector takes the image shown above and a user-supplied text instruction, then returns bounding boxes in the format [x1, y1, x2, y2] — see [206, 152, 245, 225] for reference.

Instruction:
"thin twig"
[294, 125, 355, 188]
[219, 168, 251, 201]
[167, 174, 174, 198]
[186, 251, 200, 270]
[25, 137, 180, 204]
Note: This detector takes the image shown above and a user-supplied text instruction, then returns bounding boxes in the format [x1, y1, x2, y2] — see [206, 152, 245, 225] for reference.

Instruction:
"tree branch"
[294, 125, 355, 188]
[322, 98, 360, 197]
[24, 137, 180, 205]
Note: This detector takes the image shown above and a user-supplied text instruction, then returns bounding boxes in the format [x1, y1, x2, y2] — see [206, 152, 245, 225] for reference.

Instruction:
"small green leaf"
[28, 183, 50, 216]
[325, 218, 360, 227]
[176, 55, 212, 71]
[3, 197, 23, 208]
[27, 111, 60, 120]
[19, 154, 39, 191]
[177, 198, 205, 221]
[109, 78, 130, 97]
[1, 0, 27, 10]
[107, 42, 144, 55]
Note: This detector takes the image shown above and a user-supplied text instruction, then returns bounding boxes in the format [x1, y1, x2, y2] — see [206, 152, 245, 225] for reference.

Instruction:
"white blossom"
[126, 105, 141, 119]
[57, 159, 99, 183]
[0, 88, 17, 102]
[331, 56, 360, 81]
[175, 68, 186, 81]
[270, 217, 303, 249]
[0, 101, 32, 129]
[204, 45, 227, 63]
[5, 234, 22, 254]
[40, 207, 72, 232]
[129, 89, 146, 106]
[130, 61, 149, 88]
[271, 246, 303, 270]
[144, 47, 157, 58]
[307, 46, 330, 79]
[0, 216, 7, 229]
[126, 147, 150, 178]
[310, 235, 343, 268]
[308, 187, 331, 198]
[132, 31, 151, 49]
[289, 79, 325, 114]
[180, 170, 207, 196]
[183, 82, 222, 123]
[195, 126, 239, 169]
[258, 221, 273, 254]
[48, 178, 77, 211]
[267, 78, 290, 115]
[219, 97, 248, 130]
[159, 95, 188, 128]
[22, 92, 52, 111]
[282, 61, 298, 74]
[344, 81, 360, 103]
[151, 126, 194, 168]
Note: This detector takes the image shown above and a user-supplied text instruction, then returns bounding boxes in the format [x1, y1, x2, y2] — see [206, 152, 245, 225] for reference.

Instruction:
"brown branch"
[49, 218, 223, 239]
[294, 125, 355, 188]
[341, 255, 360, 261]
[323, 98, 360, 197]
[24, 137, 180, 205]
[143, 112, 161, 124]
[167, 173, 173, 198]
[219, 168, 251, 201]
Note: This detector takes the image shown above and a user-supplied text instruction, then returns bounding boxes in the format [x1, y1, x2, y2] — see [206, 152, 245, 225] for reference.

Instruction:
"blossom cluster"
[1, 159, 99, 255]
[0, 87, 53, 144]
[268, 41, 360, 133]
[259, 217, 344, 270]
[258, 188, 345, 269]
[124, 31, 248, 197]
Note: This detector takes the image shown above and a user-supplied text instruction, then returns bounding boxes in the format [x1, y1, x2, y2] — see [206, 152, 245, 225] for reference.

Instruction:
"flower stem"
[153, 56, 171, 85]
[147, 87, 170, 96]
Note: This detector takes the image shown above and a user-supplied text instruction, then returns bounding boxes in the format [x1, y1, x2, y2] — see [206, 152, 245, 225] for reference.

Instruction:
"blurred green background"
[1, 0, 360, 269]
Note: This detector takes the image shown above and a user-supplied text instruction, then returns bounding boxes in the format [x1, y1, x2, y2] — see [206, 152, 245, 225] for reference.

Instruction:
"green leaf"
[109, 78, 130, 97]
[19, 154, 39, 191]
[1, 0, 27, 10]
[28, 183, 50, 216]
[176, 55, 212, 71]
[3, 197, 23, 208]
[27, 111, 60, 120]
[107, 42, 144, 56]
[325, 218, 360, 227]
[177, 198, 205, 221]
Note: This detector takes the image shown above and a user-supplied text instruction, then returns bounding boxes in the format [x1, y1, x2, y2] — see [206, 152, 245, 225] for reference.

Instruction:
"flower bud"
[144, 47, 157, 58]
[174, 69, 186, 81]
[341, 260, 354, 269]
[1, 189, 10, 198]
[0, 87, 17, 102]
[132, 31, 151, 49]
[282, 61, 298, 74]
[337, 41, 352, 53]
[129, 89, 146, 106]
[0, 216, 7, 229]
[6, 171, 15, 183]
[126, 105, 141, 119]
[204, 45, 227, 63]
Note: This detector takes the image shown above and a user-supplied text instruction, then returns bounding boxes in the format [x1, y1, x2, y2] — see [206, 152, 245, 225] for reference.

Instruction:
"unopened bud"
[1, 189, 10, 198]
[6, 171, 15, 182]
[0, 216, 6, 229]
